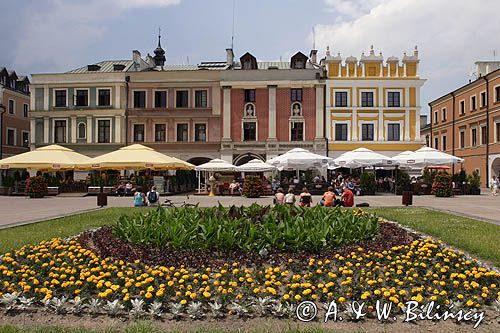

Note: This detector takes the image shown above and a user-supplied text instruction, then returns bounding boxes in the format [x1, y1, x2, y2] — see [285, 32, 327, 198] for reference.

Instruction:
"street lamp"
[0, 103, 6, 160]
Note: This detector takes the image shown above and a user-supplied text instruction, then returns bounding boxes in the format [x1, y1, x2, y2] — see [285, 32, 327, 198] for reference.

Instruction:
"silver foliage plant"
[187, 301, 205, 319]
[0, 292, 19, 312]
[148, 301, 163, 319]
[129, 298, 146, 318]
[103, 299, 124, 316]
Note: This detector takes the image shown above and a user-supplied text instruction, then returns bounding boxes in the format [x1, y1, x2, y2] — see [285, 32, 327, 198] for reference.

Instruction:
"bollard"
[402, 191, 413, 206]
[97, 193, 108, 207]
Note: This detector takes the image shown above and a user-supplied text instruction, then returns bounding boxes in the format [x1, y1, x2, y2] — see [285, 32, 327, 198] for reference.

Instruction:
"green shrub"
[467, 169, 481, 189]
[26, 176, 48, 198]
[113, 204, 379, 253]
[1, 175, 15, 187]
[360, 172, 376, 195]
[242, 175, 264, 198]
[431, 172, 452, 197]
[396, 170, 411, 193]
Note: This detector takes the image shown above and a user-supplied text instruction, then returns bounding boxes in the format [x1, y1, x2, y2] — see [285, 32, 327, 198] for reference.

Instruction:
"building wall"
[1, 88, 30, 157]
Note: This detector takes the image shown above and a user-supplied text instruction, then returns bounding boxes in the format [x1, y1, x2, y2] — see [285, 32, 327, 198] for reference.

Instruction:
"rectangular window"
[8, 99, 14, 114]
[361, 91, 374, 107]
[434, 111, 438, 124]
[290, 122, 304, 141]
[497, 122, 500, 142]
[471, 128, 477, 147]
[7, 129, 15, 146]
[98, 89, 111, 106]
[481, 91, 487, 107]
[133, 91, 146, 108]
[387, 92, 401, 107]
[335, 91, 348, 107]
[23, 104, 29, 117]
[194, 124, 207, 142]
[460, 100, 465, 114]
[243, 122, 256, 141]
[361, 124, 374, 141]
[442, 108, 446, 121]
[459, 131, 465, 148]
[176, 123, 189, 142]
[176, 90, 189, 108]
[55, 90, 67, 107]
[154, 124, 166, 142]
[54, 120, 66, 143]
[75, 89, 88, 107]
[22, 131, 29, 148]
[442, 136, 447, 150]
[434, 137, 439, 149]
[291, 88, 302, 102]
[334, 123, 348, 141]
[471, 96, 476, 110]
[154, 90, 167, 108]
[496, 86, 500, 102]
[195, 90, 208, 108]
[481, 126, 487, 145]
[244, 89, 256, 103]
[133, 124, 145, 142]
[387, 123, 400, 141]
[97, 120, 111, 143]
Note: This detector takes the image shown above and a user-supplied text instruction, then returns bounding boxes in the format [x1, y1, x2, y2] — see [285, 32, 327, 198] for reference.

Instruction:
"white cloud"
[110, 0, 180, 10]
[316, 0, 500, 110]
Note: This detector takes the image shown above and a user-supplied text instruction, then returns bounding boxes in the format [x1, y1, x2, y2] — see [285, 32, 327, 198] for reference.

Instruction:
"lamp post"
[0, 103, 6, 160]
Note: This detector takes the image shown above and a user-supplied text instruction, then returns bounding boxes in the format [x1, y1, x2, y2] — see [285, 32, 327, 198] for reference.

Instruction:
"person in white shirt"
[284, 188, 296, 205]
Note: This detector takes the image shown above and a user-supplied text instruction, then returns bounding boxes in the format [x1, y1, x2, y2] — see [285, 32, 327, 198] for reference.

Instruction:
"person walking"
[491, 176, 499, 196]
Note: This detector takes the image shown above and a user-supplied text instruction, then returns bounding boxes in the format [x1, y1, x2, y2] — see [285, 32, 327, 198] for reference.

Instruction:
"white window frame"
[332, 120, 351, 141]
[23, 103, 29, 117]
[386, 89, 403, 108]
[459, 128, 466, 149]
[153, 122, 168, 142]
[442, 135, 447, 151]
[470, 94, 477, 111]
[494, 84, 500, 103]
[480, 90, 487, 107]
[175, 122, 190, 142]
[53, 88, 69, 108]
[132, 89, 147, 109]
[174, 89, 190, 109]
[21, 130, 29, 148]
[359, 89, 376, 108]
[480, 123, 487, 146]
[96, 87, 112, 107]
[470, 125, 478, 147]
[359, 120, 377, 141]
[241, 119, 258, 142]
[384, 120, 403, 141]
[6, 127, 16, 146]
[77, 122, 87, 140]
[8, 99, 15, 114]
[74, 88, 90, 107]
[95, 117, 113, 143]
[434, 136, 439, 150]
[52, 118, 68, 144]
[289, 120, 305, 142]
[132, 122, 146, 142]
[194, 122, 208, 142]
[495, 118, 500, 143]
[441, 107, 446, 122]
[333, 89, 350, 108]
[153, 89, 168, 109]
[459, 99, 465, 114]
[434, 110, 438, 124]
[193, 89, 209, 108]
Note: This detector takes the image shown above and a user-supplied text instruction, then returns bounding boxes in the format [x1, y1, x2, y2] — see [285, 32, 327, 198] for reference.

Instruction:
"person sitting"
[133, 187, 147, 207]
[115, 181, 126, 196]
[284, 188, 296, 205]
[313, 175, 320, 183]
[125, 182, 134, 196]
[341, 185, 354, 207]
[299, 187, 312, 207]
[271, 178, 280, 192]
[229, 179, 240, 195]
[146, 186, 159, 206]
[274, 188, 285, 205]
[320, 186, 336, 207]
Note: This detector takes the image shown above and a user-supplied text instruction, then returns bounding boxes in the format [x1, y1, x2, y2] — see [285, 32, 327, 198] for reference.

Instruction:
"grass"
[0, 207, 145, 254]
[368, 207, 500, 267]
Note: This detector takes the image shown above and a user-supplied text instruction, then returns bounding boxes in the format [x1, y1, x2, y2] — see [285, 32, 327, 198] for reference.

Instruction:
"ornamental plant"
[242, 175, 264, 198]
[431, 172, 452, 197]
[25, 176, 48, 198]
[360, 171, 376, 195]
[467, 169, 481, 190]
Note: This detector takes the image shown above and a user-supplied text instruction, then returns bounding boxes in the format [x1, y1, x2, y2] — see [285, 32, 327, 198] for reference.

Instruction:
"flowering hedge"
[25, 176, 48, 198]
[0, 236, 498, 318]
[242, 176, 264, 198]
[432, 173, 452, 197]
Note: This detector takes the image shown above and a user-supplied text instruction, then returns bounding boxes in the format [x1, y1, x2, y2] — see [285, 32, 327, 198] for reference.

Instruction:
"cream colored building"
[324, 46, 426, 158]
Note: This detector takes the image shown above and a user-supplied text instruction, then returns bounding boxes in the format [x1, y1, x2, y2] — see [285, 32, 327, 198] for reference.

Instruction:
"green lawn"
[0, 207, 144, 254]
[368, 207, 500, 267]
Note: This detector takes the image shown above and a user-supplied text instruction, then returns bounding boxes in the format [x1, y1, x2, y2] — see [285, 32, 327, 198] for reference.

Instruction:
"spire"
[153, 27, 166, 68]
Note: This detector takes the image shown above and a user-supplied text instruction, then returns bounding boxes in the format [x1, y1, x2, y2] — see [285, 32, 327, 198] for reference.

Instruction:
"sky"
[1, 0, 499, 117]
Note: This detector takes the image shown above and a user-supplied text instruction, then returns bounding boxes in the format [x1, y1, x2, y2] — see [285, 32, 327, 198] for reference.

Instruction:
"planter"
[0, 186, 12, 195]
[28, 193, 45, 198]
[470, 187, 481, 195]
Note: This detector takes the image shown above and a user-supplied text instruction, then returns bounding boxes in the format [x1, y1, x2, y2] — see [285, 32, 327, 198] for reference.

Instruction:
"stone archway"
[232, 153, 266, 166]
[490, 156, 500, 178]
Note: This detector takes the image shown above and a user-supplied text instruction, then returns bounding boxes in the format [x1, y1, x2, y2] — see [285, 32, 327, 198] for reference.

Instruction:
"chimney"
[132, 50, 142, 63]
[226, 48, 234, 66]
[310, 49, 318, 64]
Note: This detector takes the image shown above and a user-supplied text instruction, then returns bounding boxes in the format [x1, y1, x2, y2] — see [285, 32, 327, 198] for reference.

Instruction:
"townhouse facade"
[323, 46, 425, 158]
[0, 68, 30, 158]
[429, 63, 500, 185]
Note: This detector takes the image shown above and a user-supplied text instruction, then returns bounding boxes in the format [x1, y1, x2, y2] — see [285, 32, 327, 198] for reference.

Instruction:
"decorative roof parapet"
[402, 46, 419, 63]
[324, 46, 342, 62]
[360, 45, 384, 62]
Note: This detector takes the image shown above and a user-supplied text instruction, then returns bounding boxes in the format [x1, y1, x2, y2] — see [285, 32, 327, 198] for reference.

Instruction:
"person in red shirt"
[321, 186, 336, 207]
[341, 185, 354, 207]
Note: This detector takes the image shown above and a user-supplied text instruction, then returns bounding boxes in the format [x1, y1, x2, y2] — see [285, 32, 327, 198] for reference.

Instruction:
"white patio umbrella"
[195, 159, 236, 195]
[396, 147, 464, 167]
[236, 159, 276, 172]
[332, 147, 394, 169]
[266, 148, 333, 171]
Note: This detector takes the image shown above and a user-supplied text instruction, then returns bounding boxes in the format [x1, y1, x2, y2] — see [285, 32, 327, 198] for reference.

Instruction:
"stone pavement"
[0, 193, 499, 229]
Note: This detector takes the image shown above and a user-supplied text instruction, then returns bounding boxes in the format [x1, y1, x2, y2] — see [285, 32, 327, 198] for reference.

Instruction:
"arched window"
[77, 122, 86, 139]
[243, 103, 256, 118]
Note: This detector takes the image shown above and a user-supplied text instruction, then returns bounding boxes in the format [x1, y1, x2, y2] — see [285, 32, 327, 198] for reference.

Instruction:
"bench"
[47, 187, 59, 196]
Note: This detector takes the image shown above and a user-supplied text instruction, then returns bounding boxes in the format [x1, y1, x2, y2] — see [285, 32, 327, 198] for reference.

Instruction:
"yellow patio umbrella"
[0, 144, 92, 171]
[80, 144, 194, 170]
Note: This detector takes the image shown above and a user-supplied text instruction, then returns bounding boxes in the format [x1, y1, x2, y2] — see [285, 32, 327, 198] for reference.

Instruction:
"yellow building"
[324, 45, 426, 158]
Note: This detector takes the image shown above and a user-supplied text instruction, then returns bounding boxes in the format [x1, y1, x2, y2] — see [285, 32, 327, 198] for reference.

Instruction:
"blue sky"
[1, 0, 499, 116]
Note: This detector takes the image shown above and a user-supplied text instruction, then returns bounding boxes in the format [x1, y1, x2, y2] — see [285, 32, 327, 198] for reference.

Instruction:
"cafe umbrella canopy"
[395, 146, 464, 168]
[236, 159, 276, 172]
[331, 147, 394, 169]
[267, 148, 334, 171]
[0, 144, 92, 171]
[195, 159, 237, 194]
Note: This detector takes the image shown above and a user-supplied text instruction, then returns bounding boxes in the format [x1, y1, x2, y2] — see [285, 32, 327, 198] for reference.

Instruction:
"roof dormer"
[240, 52, 257, 70]
[290, 51, 308, 69]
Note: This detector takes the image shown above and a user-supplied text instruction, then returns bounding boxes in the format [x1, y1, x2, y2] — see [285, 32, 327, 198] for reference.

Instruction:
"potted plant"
[359, 171, 376, 195]
[242, 175, 264, 198]
[431, 172, 452, 197]
[396, 170, 411, 195]
[26, 176, 48, 198]
[467, 170, 481, 195]
[0, 174, 15, 195]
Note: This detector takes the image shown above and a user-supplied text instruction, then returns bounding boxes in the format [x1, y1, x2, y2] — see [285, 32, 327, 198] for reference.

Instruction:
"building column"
[415, 87, 421, 140]
[114, 85, 121, 109]
[352, 88, 358, 141]
[220, 86, 232, 162]
[86, 116, 92, 143]
[405, 88, 410, 140]
[43, 85, 49, 110]
[30, 118, 36, 147]
[315, 85, 324, 139]
[403, 62, 407, 77]
[268, 85, 277, 139]
[115, 115, 121, 143]
[70, 116, 77, 143]
[361, 63, 365, 77]
[43, 117, 49, 143]
[378, 89, 384, 140]
[379, 62, 383, 77]
[396, 63, 399, 77]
